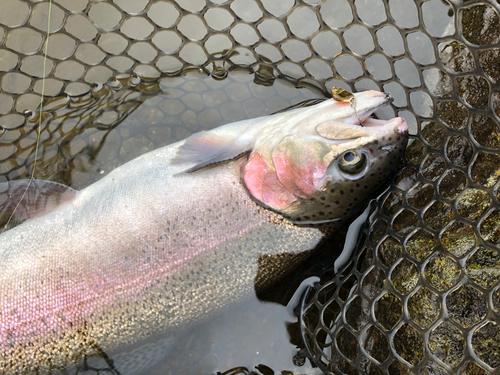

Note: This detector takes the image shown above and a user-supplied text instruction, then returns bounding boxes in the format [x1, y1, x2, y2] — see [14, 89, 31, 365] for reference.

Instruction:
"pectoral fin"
[0, 179, 78, 221]
[171, 131, 252, 173]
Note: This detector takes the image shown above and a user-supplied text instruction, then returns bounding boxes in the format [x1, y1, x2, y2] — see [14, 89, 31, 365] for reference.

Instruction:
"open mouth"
[353, 94, 394, 127]
[347, 94, 407, 135]
[361, 117, 393, 127]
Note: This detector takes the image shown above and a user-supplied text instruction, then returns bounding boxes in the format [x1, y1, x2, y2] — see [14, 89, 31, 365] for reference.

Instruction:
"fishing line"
[4, 0, 53, 230]
[350, 97, 363, 126]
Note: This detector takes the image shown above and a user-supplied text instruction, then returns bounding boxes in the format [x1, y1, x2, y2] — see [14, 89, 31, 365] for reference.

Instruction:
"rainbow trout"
[0, 90, 407, 374]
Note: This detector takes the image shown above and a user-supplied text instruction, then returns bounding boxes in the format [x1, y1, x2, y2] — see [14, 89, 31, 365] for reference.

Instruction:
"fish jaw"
[243, 91, 408, 224]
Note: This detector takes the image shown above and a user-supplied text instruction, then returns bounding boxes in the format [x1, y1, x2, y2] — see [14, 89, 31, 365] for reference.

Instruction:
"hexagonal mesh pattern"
[0, 0, 499, 374]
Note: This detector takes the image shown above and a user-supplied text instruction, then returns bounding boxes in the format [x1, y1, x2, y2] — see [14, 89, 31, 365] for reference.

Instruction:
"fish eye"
[338, 150, 367, 174]
[343, 151, 356, 162]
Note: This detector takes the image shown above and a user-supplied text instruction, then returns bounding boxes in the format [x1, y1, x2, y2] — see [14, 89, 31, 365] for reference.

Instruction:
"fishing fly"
[330, 87, 363, 126]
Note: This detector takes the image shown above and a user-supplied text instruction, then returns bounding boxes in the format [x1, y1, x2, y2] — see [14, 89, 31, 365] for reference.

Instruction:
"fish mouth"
[349, 93, 408, 135]
[362, 118, 386, 126]
[360, 116, 408, 135]
[353, 93, 394, 126]
[315, 91, 407, 142]
[326, 90, 393, 129]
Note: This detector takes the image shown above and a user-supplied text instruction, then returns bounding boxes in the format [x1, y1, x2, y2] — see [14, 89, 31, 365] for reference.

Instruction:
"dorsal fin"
[171, 131, 253, 173]
[0, 179, 78, 222]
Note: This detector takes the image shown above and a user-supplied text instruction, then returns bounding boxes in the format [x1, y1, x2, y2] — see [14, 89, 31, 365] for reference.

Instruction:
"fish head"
[243, 90, 408, 225]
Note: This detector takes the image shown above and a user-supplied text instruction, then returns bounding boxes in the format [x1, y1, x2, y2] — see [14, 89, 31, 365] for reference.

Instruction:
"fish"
[0, 89, 407, 374]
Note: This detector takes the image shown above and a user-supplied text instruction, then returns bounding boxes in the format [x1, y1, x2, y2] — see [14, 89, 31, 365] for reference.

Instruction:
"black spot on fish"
[356, 183, 360, 187]
[330, 188, 335, 193]
[320, 196, 325, 200]
[319, 212, 325, 216]
[335, 201, 340, 205]
[340, 190, 344, 195]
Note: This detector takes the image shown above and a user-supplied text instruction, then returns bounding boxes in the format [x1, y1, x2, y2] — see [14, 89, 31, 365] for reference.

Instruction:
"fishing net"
[0, 0, 499, 374]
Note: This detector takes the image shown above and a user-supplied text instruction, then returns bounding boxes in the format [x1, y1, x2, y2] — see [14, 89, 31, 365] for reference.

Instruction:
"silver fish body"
[0, 90, 407, 373]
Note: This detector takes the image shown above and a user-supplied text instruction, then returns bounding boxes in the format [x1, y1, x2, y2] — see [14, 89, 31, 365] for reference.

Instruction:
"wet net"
[0, 0, 499, 374]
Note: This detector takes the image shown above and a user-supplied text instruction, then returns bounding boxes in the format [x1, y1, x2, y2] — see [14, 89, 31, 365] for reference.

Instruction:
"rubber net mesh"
[0, 0, 499, 374]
